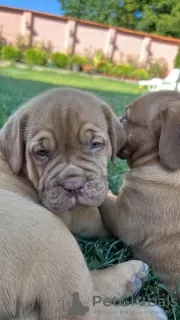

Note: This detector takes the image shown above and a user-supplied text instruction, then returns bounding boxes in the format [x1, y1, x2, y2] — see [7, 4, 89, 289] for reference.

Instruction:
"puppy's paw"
[126, 260, 149, 297]
[109, 260, 149, 299]
[151, 306, 167, 320]
[91, 260, 149, 300]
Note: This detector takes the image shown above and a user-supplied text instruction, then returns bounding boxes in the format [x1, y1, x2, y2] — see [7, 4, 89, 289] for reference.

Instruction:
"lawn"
[0, 67, 179, 319]
[0, 66, 142, 95]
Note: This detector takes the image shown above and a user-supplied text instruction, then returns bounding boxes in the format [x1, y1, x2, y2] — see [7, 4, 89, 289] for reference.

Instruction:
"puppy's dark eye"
[120, 116, 127, 123]
[36, 150, 49, 158]
[90, 142, 103, 151]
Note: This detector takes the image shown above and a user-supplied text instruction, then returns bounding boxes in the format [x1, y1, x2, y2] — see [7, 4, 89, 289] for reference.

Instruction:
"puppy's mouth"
[41, 180, 108, 214]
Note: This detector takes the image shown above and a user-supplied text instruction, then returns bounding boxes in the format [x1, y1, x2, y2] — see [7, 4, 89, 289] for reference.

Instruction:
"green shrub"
[111, 64, 133, 77]
[111, 65, 124, 76]
[175, 47, 180, 68]
[148, 58, 168, 78]
[1, 45, 21, 61]
[93, 50, 103, 67]
[69, 55, 89, 66]
[96, 60, 111, 73]
[119, 64, 133, 77]
[51, 52, 68, 68]
[24, 48, 47, 66]
[132, 68, 149, 80]
[0, 44, 3, 58]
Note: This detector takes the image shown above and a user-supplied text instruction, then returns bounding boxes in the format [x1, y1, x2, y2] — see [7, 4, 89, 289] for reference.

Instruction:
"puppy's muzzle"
[40, 163, 108, 213]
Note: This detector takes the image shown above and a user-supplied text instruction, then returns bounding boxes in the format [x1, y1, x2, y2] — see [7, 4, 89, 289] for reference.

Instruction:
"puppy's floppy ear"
[0, 110, 27, 174]
[159, 103, 180, 170]
[102, 104, 127, 162]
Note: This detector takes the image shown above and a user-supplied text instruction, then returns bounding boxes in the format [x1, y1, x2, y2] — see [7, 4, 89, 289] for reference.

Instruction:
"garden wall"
[0, 5, 180, 70]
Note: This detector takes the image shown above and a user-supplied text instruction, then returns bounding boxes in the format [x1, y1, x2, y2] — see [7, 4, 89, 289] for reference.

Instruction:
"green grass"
[0, 67, 179, 319]
[0, 66, 142, 94]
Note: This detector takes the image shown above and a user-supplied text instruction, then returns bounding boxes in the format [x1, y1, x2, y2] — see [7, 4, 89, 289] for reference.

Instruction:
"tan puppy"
[0, 88, 166, 320]
[101, 90, 180, 295]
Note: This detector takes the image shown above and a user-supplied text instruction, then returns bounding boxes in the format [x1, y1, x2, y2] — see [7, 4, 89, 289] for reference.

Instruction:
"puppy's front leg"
[60, 207, 111, 238]
[91, 260, 150, 300]
[100, 190, 141, 246]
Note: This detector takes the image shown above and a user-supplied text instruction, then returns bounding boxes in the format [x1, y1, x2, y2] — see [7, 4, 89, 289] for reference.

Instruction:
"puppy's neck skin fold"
[126, 149, 180, 189]
[127, 150, 159, 169]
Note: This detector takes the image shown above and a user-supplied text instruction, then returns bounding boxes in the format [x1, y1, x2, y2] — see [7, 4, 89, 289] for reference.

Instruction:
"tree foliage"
[58, 0, 180, 38]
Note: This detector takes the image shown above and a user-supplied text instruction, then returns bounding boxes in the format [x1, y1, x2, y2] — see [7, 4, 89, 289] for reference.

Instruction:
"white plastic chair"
[138, 69, 180, 92]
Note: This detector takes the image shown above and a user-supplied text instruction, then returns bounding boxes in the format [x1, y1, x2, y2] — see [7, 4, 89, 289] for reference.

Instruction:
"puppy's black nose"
[61, 178, 85, 191]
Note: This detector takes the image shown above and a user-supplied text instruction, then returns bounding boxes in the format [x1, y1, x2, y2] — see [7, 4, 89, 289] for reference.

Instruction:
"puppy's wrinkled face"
[26, 96, 111, 213]
[0, 88, 126, 213]
[117, 91, 180, 169]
